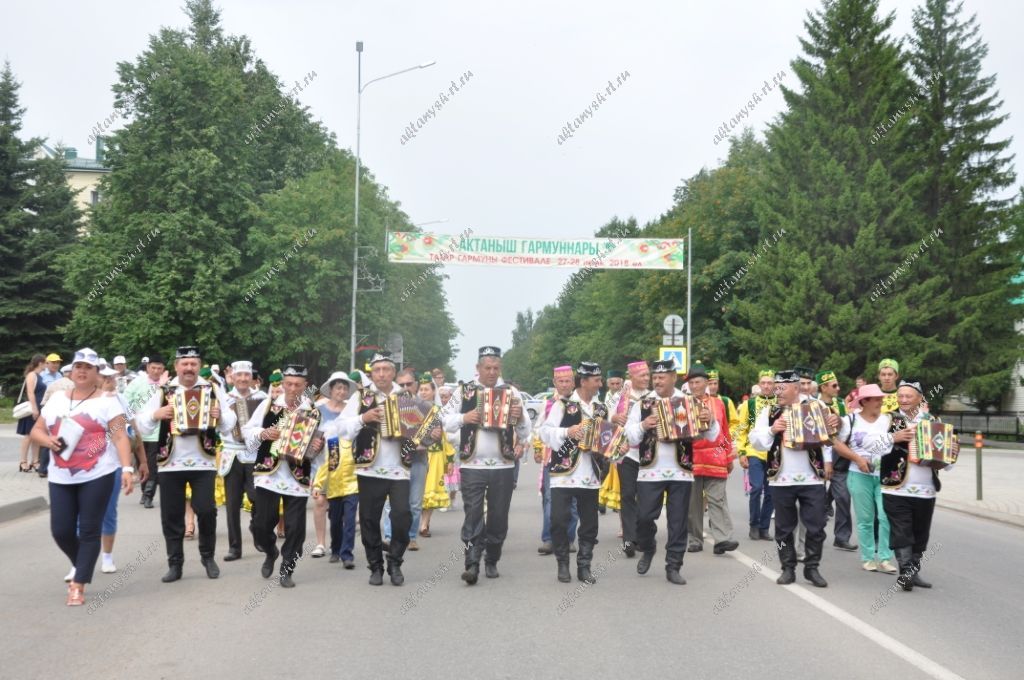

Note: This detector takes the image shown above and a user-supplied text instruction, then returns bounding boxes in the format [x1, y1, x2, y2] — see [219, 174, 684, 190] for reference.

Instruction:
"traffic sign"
[659, 346, 688, 375]
[663, 314, 685, 335]
[663, 334, 685, 345]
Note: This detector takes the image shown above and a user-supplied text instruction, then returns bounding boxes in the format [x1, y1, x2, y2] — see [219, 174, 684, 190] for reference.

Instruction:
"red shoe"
[67, 583, 85, 607]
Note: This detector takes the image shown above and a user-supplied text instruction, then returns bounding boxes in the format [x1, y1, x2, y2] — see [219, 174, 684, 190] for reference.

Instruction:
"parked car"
[524, 391, 553, 425]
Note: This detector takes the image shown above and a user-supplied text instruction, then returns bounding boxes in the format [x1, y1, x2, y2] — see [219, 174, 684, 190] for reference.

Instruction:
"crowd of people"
[18, 344, 956, 606]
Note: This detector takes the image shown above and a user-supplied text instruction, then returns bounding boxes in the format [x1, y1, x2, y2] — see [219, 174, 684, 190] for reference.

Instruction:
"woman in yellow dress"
[417, 379, 451, 537]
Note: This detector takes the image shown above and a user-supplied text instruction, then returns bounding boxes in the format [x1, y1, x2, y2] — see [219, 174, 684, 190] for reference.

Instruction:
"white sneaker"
[64, 566, 76, 582]
[877, 559, 898, 574]
[311, 544, 326, 558]
[862, 560, 879, 572]
[101, 560, 117, 574]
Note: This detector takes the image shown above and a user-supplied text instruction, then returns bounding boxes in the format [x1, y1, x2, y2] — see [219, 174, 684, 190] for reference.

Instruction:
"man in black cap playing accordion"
[442, 346, 532, 585]
[328, 350, 430, 586]
[137, 345, 237, 583]
[624, 358, 718, 585]
[242, 364, 324, 588]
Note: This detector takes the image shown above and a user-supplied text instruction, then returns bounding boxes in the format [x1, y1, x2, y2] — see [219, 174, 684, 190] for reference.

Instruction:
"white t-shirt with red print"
[41, 391, 124, 485]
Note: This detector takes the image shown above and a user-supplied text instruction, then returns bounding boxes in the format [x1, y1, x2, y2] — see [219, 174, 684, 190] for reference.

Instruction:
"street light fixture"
[350, 43, 436, 370]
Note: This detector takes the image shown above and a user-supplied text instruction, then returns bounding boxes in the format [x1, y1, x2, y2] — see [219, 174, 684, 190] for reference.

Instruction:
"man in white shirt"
[609, 360, 651, 557]
[219, 360, 267, 561]
[324, 350, 413, 586]
[625, 359, 717, 585]
[137, 346, 236, 583]
[443, 346, 531, 584]
[749, 370, 836, 588]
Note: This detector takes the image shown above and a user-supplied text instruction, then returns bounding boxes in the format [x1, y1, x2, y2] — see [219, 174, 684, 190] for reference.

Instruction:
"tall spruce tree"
[0, 62, 81, 389]
[731, 0, 933, 386]
[908, 0, 1022, 408]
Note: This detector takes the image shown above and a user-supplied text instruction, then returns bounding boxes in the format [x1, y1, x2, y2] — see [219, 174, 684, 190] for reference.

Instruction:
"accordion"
[909, 420, 957, 469]
[231, 397, 263, 441]
[272, 407, 323, 466]
[783, 400, 835, 450]
[579, 403, 612, 453]
[655, 396, 707, 442]
[476, 386, 519, 430]
[380, 394, 441, 449]
[171, 387, 217, 436]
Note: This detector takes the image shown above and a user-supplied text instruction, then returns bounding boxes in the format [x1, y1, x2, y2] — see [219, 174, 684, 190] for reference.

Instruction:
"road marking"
[724, 546, 965, 680]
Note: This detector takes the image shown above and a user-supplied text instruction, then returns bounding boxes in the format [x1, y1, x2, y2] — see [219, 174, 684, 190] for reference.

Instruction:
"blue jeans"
[541, 466, 578, 544]
[383, 453, 428, 541]
[328, 494, 358, 561]
[102, 467, 121, 535]
[748, 458, 773, 530]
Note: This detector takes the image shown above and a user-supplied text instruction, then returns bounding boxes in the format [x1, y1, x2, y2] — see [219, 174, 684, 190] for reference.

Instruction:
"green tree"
[0, 62, 81, 388]
[908, 0, 1022, 407]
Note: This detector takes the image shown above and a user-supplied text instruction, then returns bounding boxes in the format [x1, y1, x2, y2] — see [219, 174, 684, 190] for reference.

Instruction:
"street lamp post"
[349, 42, 435, 370]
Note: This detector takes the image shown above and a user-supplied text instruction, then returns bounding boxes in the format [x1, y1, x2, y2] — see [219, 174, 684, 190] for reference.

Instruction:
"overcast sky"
[5, 0, 1022, 380]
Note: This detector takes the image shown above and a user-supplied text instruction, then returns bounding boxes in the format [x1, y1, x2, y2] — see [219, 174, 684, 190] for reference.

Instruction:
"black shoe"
[462, 564, 479, 585]
[537, 542, 553, 555]
[577, 565, 596, 584]
[388, 564, 404, 586]
[144, 496, 154, 509]
[280, 573, 295, 588]
[223, 551, 241, 562]
[139, 495, 146, 505]
[200, 558, 220, 579]
[804, 567, 828, 588]
[557, 560, 571, 583]
[485, 562, 499, 579]
[623, 542, 636, 558]
[260, 553, 276, 579]
[369, 568, 384, 586]
[687, 544, 703, 553]
[637, 551, 654, 575]
[776, 567, 796, 585]
[598, 505, 607, 515]
[343, 560, 355, 570]
[911, 556, 932, 588]
[666, 568, 686, 585]
[161, 565, 183, 583]
[749, 527, 760, 540]
[833, 540, 858, 552]
[713, 540, 739, 555]
[329, 554, 340, 563]
[759, 529, 772, 541]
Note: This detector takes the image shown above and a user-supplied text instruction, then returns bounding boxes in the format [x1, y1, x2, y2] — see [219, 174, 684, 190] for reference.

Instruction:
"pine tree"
[731, 0, 931, 386]
[0, 62, 81, 388]
[908, 0, 1022, 407]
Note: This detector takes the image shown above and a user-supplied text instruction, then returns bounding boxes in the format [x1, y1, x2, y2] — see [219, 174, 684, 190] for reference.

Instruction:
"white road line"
[724, 546, 965, 680]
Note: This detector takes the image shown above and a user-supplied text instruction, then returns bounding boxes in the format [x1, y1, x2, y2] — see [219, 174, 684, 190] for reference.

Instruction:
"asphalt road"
[1, 439, 1021, 680]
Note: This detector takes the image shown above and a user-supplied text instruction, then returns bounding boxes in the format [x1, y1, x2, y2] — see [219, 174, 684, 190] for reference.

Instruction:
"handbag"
[12, 380, 33, 419]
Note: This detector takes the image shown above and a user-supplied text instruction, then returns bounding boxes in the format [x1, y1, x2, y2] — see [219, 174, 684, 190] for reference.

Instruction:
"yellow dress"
[599, 461, 622, 510]
[422, 436, 452, 510]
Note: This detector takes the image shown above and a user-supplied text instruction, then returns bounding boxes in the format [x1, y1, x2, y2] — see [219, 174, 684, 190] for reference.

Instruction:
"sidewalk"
[936, 447, 1024, 528]
[0, 424, 49, 523]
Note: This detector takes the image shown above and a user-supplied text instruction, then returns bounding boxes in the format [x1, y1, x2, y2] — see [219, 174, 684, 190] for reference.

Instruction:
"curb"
[936, 498, 1024, 529]
[0, 496, 49, 524]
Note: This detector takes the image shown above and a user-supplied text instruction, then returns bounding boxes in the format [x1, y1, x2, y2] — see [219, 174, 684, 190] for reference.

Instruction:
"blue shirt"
[40, 369, 61, 387]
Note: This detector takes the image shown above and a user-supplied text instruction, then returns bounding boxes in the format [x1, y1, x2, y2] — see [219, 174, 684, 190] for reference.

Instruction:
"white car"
[523, 391, 553, 425]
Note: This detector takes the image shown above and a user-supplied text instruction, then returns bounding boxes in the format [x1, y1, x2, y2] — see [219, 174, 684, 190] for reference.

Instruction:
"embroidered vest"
[458, 383, 516, 462]
[637, 395, 693, 470]
[253, 397, 315, 487]
[880, 412, 942, 492]
[156, 384, 219, 466]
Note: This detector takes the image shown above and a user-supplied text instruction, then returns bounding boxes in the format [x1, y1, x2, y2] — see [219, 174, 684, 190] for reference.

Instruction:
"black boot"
[577, 543, 596, 584]
[161, 564, 183, 583]
[555, 541, 572, 582]
[201, 556, 220, 579]
[622, 541, 636, 558]
[665, 553, 686, 585]
[803, 567, 828, 588]
[895, 546, 915, 592]
[279, 571, 295, 588]
[484, 562, 499, 578]
[368, 563, 384, 586]
[260, 548, 278, 579]
[485, 543, 501, 578]
[776, 540, 797, 585]
[637, 549, 655, 575]
[462, 543, 481, 585]
[911, 553, 932, 588]
[387, 558, 404, 586]
[802, 534, 827, 587]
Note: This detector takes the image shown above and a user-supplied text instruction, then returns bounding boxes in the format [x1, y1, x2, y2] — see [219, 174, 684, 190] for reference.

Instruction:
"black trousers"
[253, 487, 308, 575]
[551, 487, 599, 560]
[772, 484, 827, 568]
[637, 479, 691, 567]
[49, 472, 116, 584]
[158, 470, 217, 566]
[829, 470, 854, 544]
[358, 475, 411, 570]
[223, 459, 256, 554]
[460, 467, 516, 565]
[142, 441, 160, 499]
[882, 494, 935, 554]
[618, 458, 640, 545]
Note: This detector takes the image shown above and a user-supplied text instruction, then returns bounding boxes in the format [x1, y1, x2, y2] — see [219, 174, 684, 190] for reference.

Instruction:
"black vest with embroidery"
[637, 395, 693, 470]
[765, 405, 826, 481]
[156, 384, 219, 466]
[350, 388, 416, 469]
[879, 412, 942, 493]
[547, 398, 607, 479]
[458, 383, 516, 462]
[253, 397, 314, 487]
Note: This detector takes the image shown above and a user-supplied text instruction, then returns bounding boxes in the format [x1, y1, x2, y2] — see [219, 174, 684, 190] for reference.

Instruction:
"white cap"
[113, 355, 127, 365]
[99, 367, 118, 377]
[98, 357, 109, 368]
[61, 364, 72, 374]
[211, 364, 221, 374]
[231, 360, 254, 375]
[141, 356, 149, 363]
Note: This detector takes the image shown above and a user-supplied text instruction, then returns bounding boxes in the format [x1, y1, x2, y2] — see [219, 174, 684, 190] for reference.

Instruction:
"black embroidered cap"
[651, 359, 675, 374]
[478, 346, 502, 358]
[774, 370, 799, 384]
[282, 364, 308, 378]
[176, 346, 201, 359]
[577, 361, 602, 377]
[369, 350, 395, 366]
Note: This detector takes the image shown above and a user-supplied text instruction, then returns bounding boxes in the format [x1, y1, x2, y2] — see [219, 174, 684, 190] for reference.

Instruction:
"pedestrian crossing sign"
[659, 347, 687, 374]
